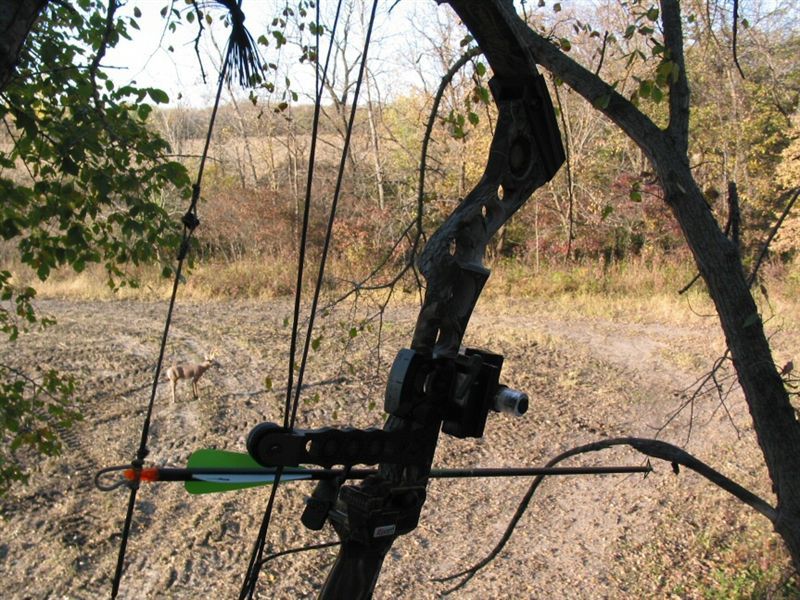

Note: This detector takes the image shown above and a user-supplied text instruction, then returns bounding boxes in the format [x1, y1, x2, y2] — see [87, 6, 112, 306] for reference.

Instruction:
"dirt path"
[0, 299, 788, 598]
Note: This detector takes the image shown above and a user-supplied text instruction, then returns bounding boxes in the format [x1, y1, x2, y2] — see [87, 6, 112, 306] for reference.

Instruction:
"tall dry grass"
[6, 252, 797, 329]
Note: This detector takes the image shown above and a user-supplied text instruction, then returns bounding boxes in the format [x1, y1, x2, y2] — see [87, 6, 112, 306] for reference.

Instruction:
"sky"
[105, 0, 442, 107]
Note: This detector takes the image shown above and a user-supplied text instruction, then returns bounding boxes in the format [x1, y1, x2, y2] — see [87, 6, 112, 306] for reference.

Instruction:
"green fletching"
[185, 449, 309, 494]
[189, 448, 263, 469]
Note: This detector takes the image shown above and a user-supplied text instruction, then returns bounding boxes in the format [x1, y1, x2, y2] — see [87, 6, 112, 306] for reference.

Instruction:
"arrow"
[106, 449, 650, 495]
[183, 449, 312, 494]
[114, 450, 319, 495]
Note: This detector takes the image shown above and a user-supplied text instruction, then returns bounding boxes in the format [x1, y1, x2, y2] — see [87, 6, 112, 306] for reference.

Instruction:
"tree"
[0, 0, 190, 493]
[473, 0, 800, 568]
[0, 0, 47, 90]
[1, 0, 798, 578]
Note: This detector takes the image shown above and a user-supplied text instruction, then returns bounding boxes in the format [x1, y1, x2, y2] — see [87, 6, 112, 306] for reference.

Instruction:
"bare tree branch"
[594, 31, 609, 76]
[417, 46, 482, 252]
[660, 0, 690, 154]
[552, 79, 575, 258]
[732, 0, 746, 79]
[436, 437, 776, 594]
[727, 181, 741, 251]
[87, 0, 117, 85]
[505, 9, 665, 164]
[748, 187, 800, 286]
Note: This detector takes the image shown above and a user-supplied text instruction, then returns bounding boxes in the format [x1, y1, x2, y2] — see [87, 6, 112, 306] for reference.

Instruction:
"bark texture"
[0, 0, 48, 91]
[493, 0, 800, 569]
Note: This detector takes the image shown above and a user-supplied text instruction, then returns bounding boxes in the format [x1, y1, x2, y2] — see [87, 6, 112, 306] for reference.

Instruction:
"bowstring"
[238, 1, 348, 597]
[281, 0, 345, 430]
[110, 49, 232, 599]
[288, 0, 380, 430]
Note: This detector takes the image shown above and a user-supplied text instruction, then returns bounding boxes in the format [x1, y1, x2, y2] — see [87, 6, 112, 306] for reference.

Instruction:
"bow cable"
[288, 0, 381, 432]
[239, 1, 351, 597]
[240, 0, 381, 595]
[110, 48, 232, 600]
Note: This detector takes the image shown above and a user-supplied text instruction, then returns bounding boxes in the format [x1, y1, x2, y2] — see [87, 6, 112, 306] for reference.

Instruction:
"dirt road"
[0, 298, 791, 598]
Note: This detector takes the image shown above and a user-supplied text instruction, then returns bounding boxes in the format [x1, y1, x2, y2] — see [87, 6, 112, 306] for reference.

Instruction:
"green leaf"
[601, 205, 614, 220]
[264, 376, 273, 391]
[311, 336, 322, 351]
[559, 38, 571, 52]
[272, 30, 287, 47]
[651, 86, 664, 103]
[137, 103, 153, 120]
[146, 88, 169, 104]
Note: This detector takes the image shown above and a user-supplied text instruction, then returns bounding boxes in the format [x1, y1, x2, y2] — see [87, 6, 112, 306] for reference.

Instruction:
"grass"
[696, 522, 800, 600]
[6, 258, 303, 302]
[3, 251, 798, 596]
[4, 253, 799, 330]
[703, 564, 799, 600]
[616, 506, 799, 600]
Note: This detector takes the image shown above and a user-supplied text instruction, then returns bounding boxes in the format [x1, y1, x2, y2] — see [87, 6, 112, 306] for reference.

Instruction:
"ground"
[0, 297, 795, 598]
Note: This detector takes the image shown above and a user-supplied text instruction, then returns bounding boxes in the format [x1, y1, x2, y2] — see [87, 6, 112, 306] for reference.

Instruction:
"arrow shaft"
[140, 464, 650, 484]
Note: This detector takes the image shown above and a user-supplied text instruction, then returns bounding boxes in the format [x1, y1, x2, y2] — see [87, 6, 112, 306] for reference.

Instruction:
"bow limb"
[413, 0, 564, 356]
[318, 2, 564, 597]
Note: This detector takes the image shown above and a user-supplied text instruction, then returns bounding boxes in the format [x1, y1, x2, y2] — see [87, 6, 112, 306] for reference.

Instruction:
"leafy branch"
[0, 1, 193, 494]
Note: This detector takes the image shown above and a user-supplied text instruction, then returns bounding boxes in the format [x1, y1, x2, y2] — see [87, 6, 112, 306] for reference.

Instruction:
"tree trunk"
[487, 0, 800, 569]
[228, 87, 259, 188]
[365, 85, 385, 210]
[662, 160, 800, 569]
[0, 0, 48, 91]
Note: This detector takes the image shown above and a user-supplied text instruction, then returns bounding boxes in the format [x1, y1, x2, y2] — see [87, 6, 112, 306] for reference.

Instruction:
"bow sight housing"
[245, 346, 528, 539]
[385, 347, 528, 439]
[245, 348, 527, 469]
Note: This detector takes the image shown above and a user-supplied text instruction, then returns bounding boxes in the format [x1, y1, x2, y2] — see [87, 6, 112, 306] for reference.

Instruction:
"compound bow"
[93, 1, 786, 596]
[245, 1, 566, 596]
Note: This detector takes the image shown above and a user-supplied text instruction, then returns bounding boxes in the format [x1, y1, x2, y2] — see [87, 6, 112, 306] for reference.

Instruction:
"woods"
[117, 0, 800, 277]
[0, 0, 799, 591]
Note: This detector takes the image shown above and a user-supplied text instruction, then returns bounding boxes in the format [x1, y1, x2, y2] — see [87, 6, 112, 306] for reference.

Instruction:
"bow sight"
[246, 345, 528, 511]
[246, 344, 530, 597]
